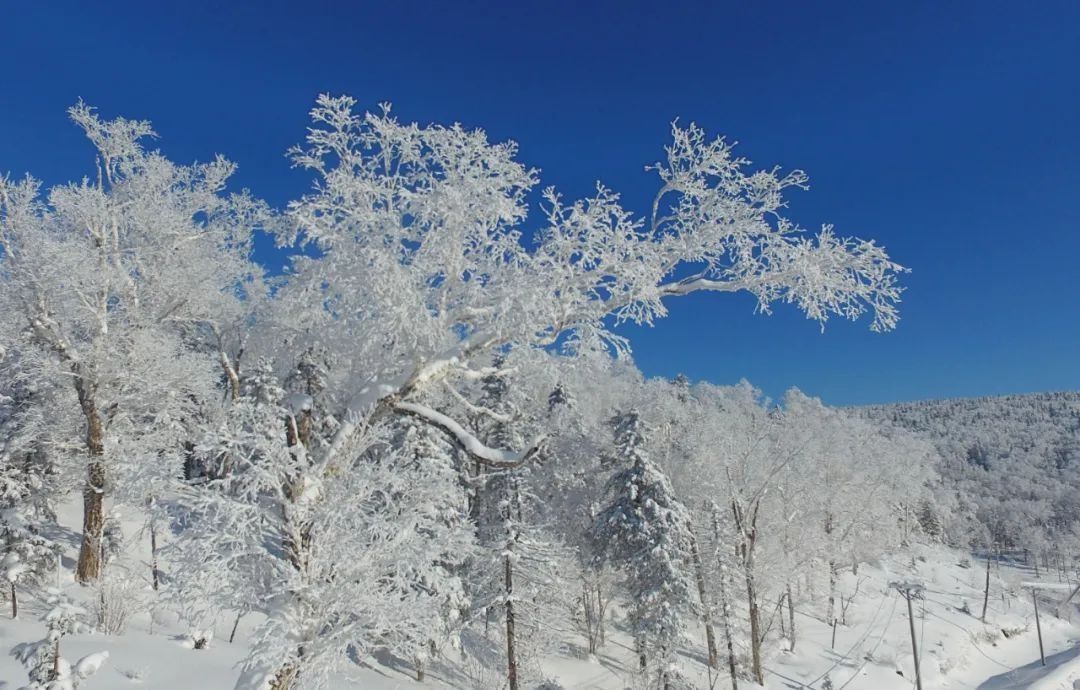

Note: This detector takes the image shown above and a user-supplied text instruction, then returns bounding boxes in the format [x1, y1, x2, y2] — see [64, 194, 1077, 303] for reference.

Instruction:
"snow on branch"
[395, 401, 543, 468]
[443, 382, 514, 424]
[658, 275, 744, 297]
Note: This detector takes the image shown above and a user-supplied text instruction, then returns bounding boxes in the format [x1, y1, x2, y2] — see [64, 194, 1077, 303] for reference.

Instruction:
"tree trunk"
[270, 411, 315, 689]
[50, 638, 61, 681]
[688, 530, 718, 668]
[787, 583, 796, 652]
[229, 612, 242, 644]
[582, 578, 597, 654]
[659, 640, 672, 690]
[745, 568, 763, 685]
[220, 350, 241, 402]
[505, 551, 518, 690]
[981, 552, 991, 622]
[718, 568, 739, 690]
[75, 380, 106, 584]
[731, 497, 763, 686]
[269, 661, 300, 690]
[596, 579, 607, 647]
[827, 559, 837, 626]
[10, 582, 16, 619]
[709, 501, 739, 690]
[502, 476, 521, 690]
[150, 519, 160, 591]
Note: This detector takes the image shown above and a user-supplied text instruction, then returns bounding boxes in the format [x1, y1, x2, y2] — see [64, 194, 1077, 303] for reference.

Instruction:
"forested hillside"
[859, 392, 1080, 560]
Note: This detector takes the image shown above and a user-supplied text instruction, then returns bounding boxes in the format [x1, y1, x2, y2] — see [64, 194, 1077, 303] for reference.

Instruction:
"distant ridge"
[856, 391, 1080, 552]
[858, 390, 1080, 411]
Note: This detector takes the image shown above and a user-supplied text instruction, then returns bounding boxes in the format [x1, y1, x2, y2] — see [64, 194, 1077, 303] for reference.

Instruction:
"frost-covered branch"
[443, 382, 514, 424]
[395, 401, 543, 468]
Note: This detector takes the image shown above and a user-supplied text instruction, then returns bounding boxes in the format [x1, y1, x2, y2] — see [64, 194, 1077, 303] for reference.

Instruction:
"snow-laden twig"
[395, 401, 543, 467]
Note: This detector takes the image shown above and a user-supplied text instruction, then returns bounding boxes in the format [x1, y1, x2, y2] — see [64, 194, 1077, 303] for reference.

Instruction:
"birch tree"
[275, 93, 905, 477]
[0, 103, 265, 582]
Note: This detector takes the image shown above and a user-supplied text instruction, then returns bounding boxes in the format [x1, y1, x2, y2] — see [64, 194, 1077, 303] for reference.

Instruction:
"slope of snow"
[2, 502, 1080, 689]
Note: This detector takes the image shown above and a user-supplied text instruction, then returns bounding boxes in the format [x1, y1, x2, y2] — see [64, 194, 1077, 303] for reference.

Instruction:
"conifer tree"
[591, 410, 694, 688]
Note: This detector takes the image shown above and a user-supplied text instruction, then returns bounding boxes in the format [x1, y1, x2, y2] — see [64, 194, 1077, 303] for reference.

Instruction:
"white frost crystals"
[0, 95, 909, 690]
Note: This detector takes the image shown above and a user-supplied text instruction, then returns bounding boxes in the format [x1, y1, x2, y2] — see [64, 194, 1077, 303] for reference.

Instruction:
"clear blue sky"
[2, 1, 1077, 405]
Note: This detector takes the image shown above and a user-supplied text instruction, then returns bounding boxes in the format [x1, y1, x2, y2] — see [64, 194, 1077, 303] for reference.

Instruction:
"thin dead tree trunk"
[577, 557, 607, 655]
[709, 502, 738, 690]
[730, 496, 764, 686]
[732, 497, 763, 685]
[689, 527, 719, 668]
[149, 513, 161, 591]
[636, 634, 648, 674]
[825, 511, 836, 626]
[583, 580, 595, 652]
[229, 612, 242, 644]
[10, 582, 17, 619]
[504, 476, 521, 690]
[744, 567, 763, 684]
[505, 549, 518, 690]
[787, 583, 796, 652]
[596, 578, 608, 647]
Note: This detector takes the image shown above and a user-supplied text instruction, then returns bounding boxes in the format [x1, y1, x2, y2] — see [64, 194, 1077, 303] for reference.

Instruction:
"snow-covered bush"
[93, 566, 142, 635]
[11, 589, 107, 689]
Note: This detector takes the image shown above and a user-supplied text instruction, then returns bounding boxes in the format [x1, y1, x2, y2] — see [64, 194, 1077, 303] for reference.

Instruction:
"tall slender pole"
[892, 582, 925, 690]
[1032, 590, 1045, 666]
[905, 592, 923, 690]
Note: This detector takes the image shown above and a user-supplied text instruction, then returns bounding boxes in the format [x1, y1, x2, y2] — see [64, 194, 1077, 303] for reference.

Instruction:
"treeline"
[859, 392, 1080, 562]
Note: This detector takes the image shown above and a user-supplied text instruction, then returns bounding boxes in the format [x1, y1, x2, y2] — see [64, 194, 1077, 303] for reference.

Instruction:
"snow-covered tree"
[382, 420, 474, 683]
[0, 348, 62, 618]
[591, 410, 694, 688]
[0, 103, 266, 582]
[11, 588, 107, 689]
[169, 360, 478, 690]
[271, 93, 904, 497]
[0, 96, 917, 688]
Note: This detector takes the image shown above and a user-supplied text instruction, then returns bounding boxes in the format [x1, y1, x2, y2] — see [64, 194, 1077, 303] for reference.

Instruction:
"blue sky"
[2, 1, 1077, 405]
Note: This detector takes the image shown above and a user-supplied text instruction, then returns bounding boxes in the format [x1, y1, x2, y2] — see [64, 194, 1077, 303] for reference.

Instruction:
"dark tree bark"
[732, 498, 764, 685]
[787, 583, 796, 652]
[503, 477, 521, 690]
[505, 550, 518, 690]
[75, 378, 106, 584]
[150, 518, 161, 591]
[229, 613, 242, 644]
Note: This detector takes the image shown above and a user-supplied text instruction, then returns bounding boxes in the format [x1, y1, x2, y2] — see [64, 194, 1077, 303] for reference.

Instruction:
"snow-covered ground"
[3, 502, 1080, 690]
